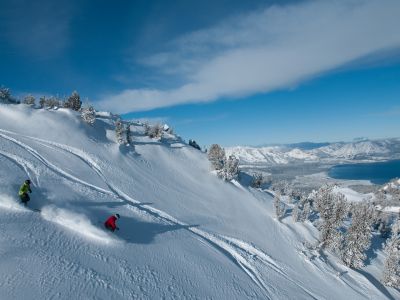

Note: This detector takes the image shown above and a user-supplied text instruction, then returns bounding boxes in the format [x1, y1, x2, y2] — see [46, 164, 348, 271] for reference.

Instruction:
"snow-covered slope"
[226, 146, 318, 164]
[0, 104, 397, 299]
[312, 140, 391, 159]
[227, 139, 400, 165]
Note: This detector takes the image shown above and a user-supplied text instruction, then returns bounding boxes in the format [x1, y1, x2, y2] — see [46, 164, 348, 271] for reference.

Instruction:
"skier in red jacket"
[104, 214, 120, 232]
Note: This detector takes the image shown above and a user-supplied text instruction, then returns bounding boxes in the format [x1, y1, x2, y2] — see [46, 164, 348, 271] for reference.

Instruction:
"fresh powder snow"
[0, 104, 398, 299]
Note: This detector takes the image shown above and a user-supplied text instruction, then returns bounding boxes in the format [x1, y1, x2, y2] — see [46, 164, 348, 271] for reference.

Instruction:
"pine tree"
[45, 96, 61, 109]
[81, 105, 96, 125]
[23, 95, 36, 106]
[143, 122, 163, 139]
[251, 172, 264, 188]
[314, 185, 348, 250]
[292, 202, 301, 222]
[274, 192, 285, 220]
[341, 203, 375, 268]
[0, 87, 12, 103]
[148, 123, 163, 139]
[293, 195, 311, 222]
[271, 180, 291, 196]
[39, 96, 46, 108]
[382, 220, 400, 287]
[143, 122, 150, 136]
[221, 155, 239, 181]
[208, 144, 225, 171]
[301, 199, 312, 222]
[115, 119, 125, 144]
[126, 123, 132, 145]
[64, 91, 82, 111]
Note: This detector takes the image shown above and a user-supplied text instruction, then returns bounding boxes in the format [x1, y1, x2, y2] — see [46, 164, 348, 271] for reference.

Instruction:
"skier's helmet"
[25, 179, 31, 185]
[115, 213, 120, 219]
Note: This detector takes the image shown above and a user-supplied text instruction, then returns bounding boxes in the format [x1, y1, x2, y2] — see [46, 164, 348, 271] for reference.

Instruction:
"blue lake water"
[328, 160, 400, 184]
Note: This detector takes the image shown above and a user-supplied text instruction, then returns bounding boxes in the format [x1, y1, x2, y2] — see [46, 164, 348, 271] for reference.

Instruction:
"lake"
[328, 160, 400, 184]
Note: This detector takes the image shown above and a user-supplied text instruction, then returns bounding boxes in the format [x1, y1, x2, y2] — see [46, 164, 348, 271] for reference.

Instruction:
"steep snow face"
[0, 104, 398, 299]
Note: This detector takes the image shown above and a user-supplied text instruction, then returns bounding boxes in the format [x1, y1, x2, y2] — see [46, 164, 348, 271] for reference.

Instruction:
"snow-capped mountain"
[311, 140, 393, 159]
[226, 146, 318, 164]
[0, 104, 398, 299]
[227, 139, 400, 165]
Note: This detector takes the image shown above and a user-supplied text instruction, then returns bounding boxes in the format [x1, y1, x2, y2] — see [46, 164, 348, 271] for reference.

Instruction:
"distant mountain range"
[226, 138, 400, 165]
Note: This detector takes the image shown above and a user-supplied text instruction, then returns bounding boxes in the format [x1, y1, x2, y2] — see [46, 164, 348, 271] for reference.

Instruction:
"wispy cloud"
[98, 0, 400, 113]
[0, 0, 75, 59]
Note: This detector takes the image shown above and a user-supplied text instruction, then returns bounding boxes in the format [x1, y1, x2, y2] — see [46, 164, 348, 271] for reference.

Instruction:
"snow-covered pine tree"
[301, 199, 312, 222]
[384, 179, 400, 204]
[0, 87, 12, 103]
[143, 122, 150, 136]
[64, 91, 82, 111]
[115, 119, 125, 144]
[379, 217, 392, 239]
[341, 203, 375, 268]
[292, 202, 301, 222]
[81, 105, 96, 125]
[23, 95, 36, 106]
[382, 220, 400, 287]
[143, 122, 163, 139]
[314, 185, 348, 250]
[274, 192, 285, 220]
[126, 123, 132, 145]
[251, 172, 264, 188]
[39, 96, 46, 108]
[293, 195, 307, 222]
[271, 180, 291, 196]
[45, 96, 61, 109]
[221, 155, 239, 181]
[208, 144, 225, 171]
[148, 123, 163, 139]
[374, 190, 387, 207]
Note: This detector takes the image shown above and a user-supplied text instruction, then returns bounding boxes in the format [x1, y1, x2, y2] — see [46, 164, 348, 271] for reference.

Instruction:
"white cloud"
[98, 0, 400, 113]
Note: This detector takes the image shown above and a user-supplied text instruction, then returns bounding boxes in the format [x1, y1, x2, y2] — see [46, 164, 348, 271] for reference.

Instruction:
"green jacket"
[19, 182, 31, 196]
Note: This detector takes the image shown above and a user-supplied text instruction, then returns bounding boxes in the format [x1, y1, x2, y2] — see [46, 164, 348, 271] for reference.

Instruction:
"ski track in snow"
[0, 149, 40, 186]
[0, 129, 320, 299]
[297, 243, 373, 299]
[0, 130, 113, 196]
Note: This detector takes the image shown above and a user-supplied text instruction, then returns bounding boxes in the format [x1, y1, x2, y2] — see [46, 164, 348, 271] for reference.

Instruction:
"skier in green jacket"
[19, 179, 32, 206]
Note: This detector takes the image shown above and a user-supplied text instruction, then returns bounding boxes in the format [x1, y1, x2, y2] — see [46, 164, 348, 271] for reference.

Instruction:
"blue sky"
[1, 0, 400, 146]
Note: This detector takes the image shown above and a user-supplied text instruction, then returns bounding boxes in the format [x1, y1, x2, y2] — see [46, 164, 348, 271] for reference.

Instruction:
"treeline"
[1, 86, 82, 110]
[0, 86, 183, 148]
[0, 86, 97, 126]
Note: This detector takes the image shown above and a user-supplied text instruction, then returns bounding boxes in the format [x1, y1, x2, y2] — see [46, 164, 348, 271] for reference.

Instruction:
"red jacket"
[105, 216, 117, 230]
